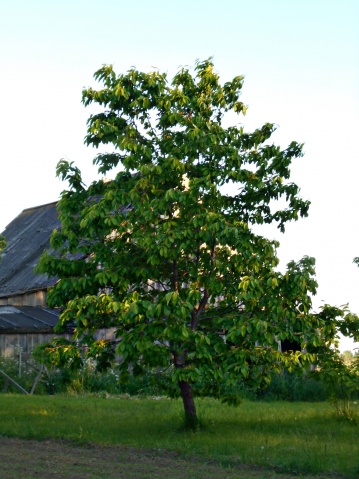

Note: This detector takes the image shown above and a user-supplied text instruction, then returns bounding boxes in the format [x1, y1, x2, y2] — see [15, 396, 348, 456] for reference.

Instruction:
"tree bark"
[178, 380, 197, 429]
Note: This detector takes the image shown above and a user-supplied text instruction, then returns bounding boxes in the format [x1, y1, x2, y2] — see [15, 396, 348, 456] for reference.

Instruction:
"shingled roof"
[0, 202, 60, 299]
[0, 305, 61, 333]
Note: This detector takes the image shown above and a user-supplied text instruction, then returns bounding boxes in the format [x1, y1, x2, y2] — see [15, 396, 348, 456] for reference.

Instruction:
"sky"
[0, 0, 358, 351]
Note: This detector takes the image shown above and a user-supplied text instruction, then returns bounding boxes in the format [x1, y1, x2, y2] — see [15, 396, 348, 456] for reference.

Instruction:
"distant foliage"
[0, 234, 6, 260]
[311, 347, 359, 418]
[253, 371, 330, 402]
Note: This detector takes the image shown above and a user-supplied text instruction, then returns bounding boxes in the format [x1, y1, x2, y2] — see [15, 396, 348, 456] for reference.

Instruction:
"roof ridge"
[22, 201, 58, 212]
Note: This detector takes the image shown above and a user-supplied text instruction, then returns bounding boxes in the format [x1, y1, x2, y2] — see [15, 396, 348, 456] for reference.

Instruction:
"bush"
[43, 360, 173, 396]
[3, 355, 351, 404]
[253, 371, 329, 402]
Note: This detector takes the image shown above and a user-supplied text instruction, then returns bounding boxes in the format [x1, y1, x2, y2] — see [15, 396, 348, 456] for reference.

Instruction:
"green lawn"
[1, 394, 358, 477]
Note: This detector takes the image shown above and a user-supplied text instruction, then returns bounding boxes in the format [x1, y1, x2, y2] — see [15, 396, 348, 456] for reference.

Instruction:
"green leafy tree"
[341, 350, 354, 366]
[0, 234, 6, 260]
[35, 59, 353, 427]
[309, 305, 359, 417]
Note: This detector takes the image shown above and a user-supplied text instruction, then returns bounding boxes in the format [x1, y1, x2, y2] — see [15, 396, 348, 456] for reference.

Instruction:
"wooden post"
[2, 377, 9, 393]
[30, 364, 44, 395]
[18, 350, 22, 378]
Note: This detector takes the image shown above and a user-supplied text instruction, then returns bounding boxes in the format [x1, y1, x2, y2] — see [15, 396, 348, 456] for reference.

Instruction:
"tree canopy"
[0, 234, 6, 260]
[36, 59, 359, 426]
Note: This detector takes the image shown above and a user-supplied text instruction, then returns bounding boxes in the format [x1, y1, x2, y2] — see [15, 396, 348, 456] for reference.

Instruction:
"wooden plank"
[30, 364, 44, 395]
[0, 369, 28, 395]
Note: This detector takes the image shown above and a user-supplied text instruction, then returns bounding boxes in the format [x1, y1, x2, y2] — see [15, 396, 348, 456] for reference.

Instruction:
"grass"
[0, 394, 358, 477]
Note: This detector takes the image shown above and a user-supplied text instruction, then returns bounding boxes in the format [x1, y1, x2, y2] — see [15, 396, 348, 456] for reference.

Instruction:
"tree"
[308, 305, 359, 418]
[35, 59, 357, 427]
[0, 234, 6, 260]
[341, 350, 354, 366]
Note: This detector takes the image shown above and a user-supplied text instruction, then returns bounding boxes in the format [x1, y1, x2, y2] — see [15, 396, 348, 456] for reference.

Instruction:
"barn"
[0, 202, 71, 356]
[0, 201, 115, 357]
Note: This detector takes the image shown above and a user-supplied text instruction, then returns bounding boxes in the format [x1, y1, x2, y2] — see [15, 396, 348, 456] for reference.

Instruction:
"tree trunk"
[178, 380, 198, 429]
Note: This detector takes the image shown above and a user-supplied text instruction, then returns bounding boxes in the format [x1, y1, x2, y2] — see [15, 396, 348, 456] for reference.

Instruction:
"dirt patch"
[0, 437, 334, 479]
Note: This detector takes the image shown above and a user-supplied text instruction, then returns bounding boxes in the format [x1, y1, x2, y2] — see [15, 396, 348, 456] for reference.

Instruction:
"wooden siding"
[0, 332, 72, 357]
[0, 290, 47, 307]
[0, 329, 117, 357]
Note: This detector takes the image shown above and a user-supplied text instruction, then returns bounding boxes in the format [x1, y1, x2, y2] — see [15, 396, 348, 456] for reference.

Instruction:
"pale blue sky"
[0, 0, 358, 350]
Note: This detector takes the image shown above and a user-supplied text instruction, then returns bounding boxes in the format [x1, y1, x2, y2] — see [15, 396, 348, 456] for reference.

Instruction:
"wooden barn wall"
[94, 328, 117, 341]
[0, 333, 73, 357]
[0, 329, 117, 357]
[0, 290, 47, 307]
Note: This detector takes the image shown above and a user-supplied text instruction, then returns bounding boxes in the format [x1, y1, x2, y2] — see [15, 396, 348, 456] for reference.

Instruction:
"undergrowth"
[0, 355, 337, 401]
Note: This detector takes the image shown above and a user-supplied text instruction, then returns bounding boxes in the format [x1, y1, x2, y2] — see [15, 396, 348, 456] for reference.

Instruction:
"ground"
[0, 437, 340, 479]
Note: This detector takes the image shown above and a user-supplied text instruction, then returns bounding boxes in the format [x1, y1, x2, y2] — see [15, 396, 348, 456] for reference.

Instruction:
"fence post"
[18, 349, 22, 378]
[2, 377, 9, 393]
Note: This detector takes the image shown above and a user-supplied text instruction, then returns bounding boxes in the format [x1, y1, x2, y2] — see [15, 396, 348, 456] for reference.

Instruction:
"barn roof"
[0, 305, 61, 333]
[0, 202, 60, 299]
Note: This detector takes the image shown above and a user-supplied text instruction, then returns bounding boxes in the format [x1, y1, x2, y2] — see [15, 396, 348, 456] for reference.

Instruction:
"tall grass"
[0, 394, 358, 477]
[0, 356, 47, 394]
[0, 355, 335, 402]
[0, 356, 163, 396]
